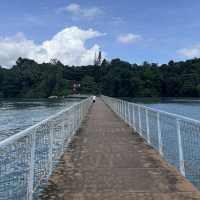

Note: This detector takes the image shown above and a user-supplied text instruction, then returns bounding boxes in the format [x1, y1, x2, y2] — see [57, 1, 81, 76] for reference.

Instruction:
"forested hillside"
[1, 57, 200, 98]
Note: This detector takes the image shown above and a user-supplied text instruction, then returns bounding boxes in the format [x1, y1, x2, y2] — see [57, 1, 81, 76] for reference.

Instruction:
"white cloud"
[64, 3, 103, 18]
[177, 45, 200, 58]
[65, 3, 81, 14]
[117, 33, 142, 44]
[0, 26, 105, 68]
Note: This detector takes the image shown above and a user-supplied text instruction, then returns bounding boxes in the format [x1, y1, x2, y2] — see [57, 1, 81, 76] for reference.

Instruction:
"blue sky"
[1, 0, 200, 67]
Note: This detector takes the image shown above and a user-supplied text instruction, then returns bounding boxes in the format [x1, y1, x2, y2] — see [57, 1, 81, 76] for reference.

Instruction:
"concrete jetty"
[39, 98, 200, 200]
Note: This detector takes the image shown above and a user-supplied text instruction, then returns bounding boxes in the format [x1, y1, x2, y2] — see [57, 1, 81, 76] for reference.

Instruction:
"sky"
[1, 0, 200, 68]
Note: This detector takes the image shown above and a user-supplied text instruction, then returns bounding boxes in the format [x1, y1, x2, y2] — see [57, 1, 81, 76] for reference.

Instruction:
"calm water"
[2, 97, 200, 142]
[0, 98, 81, 141]
[127, 98, 200, 121]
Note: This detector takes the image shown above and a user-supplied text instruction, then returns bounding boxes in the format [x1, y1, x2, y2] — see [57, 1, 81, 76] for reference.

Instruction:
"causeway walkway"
[39, 98, 200, 200]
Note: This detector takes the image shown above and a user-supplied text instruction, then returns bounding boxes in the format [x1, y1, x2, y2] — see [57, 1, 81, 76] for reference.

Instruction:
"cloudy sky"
[1, 0, 200, 68]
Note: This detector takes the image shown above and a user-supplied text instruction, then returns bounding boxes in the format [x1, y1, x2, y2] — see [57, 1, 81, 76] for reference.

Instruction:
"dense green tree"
[81, 75, 98, 94]
[1, 57, 200, 98]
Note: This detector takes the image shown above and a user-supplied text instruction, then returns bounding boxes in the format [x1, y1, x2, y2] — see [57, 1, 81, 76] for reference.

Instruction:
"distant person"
[93, 96, 96, 103]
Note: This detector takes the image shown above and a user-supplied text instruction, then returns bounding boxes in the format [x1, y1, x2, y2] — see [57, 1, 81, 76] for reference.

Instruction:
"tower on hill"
[94, 51, 102, 66]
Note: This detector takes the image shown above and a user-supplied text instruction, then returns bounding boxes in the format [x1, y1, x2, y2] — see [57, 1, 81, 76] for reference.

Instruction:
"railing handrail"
[0, 97, 90, 147]
[105, 96, 200, 125]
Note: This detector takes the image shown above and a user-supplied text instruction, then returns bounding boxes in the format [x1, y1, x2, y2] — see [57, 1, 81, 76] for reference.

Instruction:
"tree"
[2, 57, 200, 98]
[81, 76, 98, 94]
[196, 84, 200, 97]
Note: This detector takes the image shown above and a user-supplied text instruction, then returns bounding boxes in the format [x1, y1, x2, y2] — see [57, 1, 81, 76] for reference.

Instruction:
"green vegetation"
[1, 57, 200, 98]
[81, 75, 99, 94]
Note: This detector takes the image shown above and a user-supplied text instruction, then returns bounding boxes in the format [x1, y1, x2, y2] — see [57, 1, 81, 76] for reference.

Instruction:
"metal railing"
[102, 95, 200, 189]
[0, 97, 92, 200]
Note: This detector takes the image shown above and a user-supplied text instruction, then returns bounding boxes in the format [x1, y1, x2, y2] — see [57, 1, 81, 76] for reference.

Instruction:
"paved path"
[39, 98, 200, 200]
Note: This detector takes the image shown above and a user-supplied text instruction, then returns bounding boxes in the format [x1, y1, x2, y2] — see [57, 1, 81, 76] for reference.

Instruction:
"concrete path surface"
[39, 98, 200, 200]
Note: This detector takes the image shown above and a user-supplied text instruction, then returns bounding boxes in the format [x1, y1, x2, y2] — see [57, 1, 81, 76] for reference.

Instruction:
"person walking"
[92, 96, 96, 103]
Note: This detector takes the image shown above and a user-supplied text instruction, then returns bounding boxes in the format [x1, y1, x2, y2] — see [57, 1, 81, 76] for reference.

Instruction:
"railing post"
[121, 101, 124, 119]
[119, 100, 121, 117]
[72, 107, 75, 135]
[138, 105, 142, 136]
[145, 109, 150, 144]
[28, 130, 36, 200]
[78, 104, 80, 128]
[75, 106, 78, 131]
[83, 102, 86, 117]
[122, 101, 124, 120]
[118, 101, 120, 116]
[74, 106, 76, 132]
[128, 103, 131, 126]
[80, 103, 83, 122]
[126, 102, 128, 123]
[77, 105, 79, 129]
[48, 122, 54, 175]
[127, 102, 128, 122]
[121, 101, 123, 117]
[125, 102, 127, 123]
[121, 100, 123, 118]
[61, 121, 65, 155]
[157, 113, 163, 156]
[123, 101, 126, 121]
[126, 102, 128, 122]
[77, 104, 80, 127]
[117, 101, 119, 114]
[176, 119, 185, 176]
[132, 104, 135, 131]
[119, 101, 120, 116]
[80, 103, 82, 123]
[119, 101, 121, 117]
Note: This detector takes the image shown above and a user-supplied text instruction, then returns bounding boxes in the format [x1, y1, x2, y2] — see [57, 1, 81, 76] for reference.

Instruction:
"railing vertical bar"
[121, 100, 123, 119]
[126, 102, 128, 122]
[176, 119, 185, 176]
[28, 129, 36, 200]
[145, 109, 150, 144]
[128, 103, 131, 126]
[157, 112, 163, 156]
[132, 104, 135, 131]
[138, 105, 142, 136]
[48, 122, 54, 175]
[125, 102, 127, 122]
[61, 121, 65, 155]
[121, 100, 122, 118]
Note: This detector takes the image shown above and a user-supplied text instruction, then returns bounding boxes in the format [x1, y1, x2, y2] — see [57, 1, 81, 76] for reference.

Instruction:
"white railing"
[102, 95, 200, 189]
[0, 97, 92, 200]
